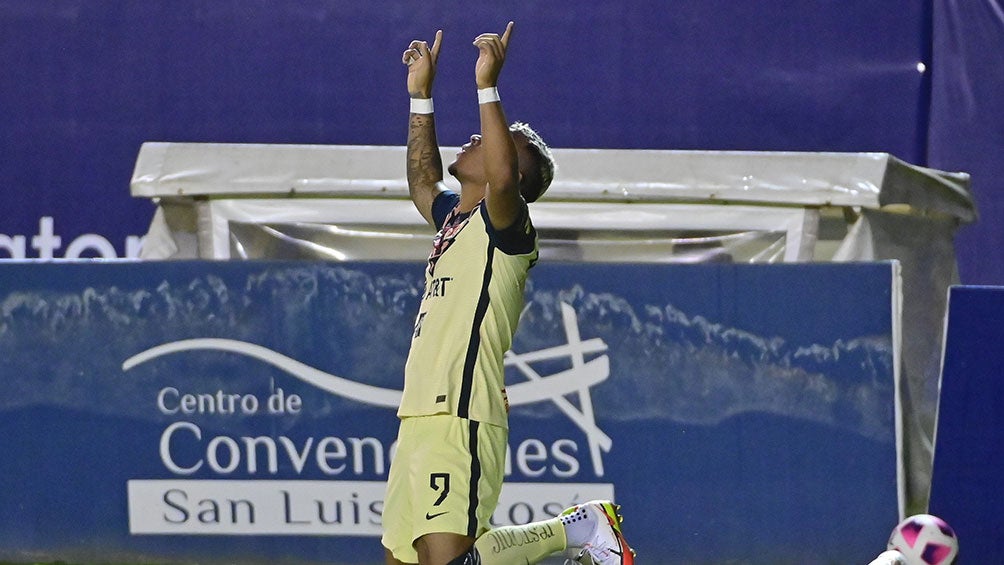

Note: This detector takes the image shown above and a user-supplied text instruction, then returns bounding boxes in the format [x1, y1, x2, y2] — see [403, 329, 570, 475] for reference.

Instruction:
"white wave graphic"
[122, 339, 402, 408]
[122, 304, 616, 475]
[121, 334, 612, 410]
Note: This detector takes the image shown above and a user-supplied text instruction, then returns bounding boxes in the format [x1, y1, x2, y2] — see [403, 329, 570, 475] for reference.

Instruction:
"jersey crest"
[428, 205, 474, 276]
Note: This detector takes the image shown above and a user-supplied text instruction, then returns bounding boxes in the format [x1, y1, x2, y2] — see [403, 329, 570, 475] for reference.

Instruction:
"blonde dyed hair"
[510, 121, 556, 202]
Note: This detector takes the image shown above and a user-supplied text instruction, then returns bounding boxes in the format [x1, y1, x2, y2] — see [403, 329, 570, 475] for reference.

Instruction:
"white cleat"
[562, 500, 636, 565]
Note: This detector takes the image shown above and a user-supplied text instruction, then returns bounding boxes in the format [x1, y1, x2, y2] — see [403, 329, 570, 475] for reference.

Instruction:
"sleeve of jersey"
[480, 201, 537, 256]
[431, 191, 460, 231]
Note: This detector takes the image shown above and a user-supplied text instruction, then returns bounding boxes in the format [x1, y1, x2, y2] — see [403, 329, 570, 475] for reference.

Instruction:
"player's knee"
[444, 546, 480, 565]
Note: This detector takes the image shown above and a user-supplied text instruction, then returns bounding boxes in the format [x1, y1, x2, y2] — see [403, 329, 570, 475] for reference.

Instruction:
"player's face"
[447, 134, 484, 181]
[448, 132, 535, 195]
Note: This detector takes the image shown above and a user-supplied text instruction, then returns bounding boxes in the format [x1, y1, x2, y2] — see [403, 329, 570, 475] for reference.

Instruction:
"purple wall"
[1, 0, 1001, 282]
[928, 0, 1004, 284]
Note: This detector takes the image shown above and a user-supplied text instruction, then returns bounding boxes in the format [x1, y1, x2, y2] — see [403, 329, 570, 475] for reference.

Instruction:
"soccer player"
[380, 21, 636, 565]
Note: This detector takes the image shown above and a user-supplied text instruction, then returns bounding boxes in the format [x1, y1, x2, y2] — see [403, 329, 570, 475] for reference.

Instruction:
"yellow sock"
[473, 517, 567, 564]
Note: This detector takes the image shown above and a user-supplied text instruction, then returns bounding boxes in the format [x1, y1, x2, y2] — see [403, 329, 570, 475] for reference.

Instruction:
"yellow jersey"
[398, 192, 538, 427]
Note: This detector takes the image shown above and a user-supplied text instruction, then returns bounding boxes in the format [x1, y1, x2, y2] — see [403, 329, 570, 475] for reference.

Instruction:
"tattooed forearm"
[407, 113, 443, 195]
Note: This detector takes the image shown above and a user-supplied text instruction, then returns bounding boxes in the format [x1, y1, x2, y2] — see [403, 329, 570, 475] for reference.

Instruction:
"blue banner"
[0, 261, 898, 564]
[929, 285, 1004, 562]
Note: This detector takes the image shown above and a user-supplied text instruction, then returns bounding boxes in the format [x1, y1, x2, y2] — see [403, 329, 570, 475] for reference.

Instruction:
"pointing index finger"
[430, 29, 443, 60]
[500, 21, 514, 48]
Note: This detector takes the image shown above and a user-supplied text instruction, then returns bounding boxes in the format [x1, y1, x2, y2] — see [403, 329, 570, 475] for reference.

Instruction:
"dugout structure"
[131, 142, 975, 518]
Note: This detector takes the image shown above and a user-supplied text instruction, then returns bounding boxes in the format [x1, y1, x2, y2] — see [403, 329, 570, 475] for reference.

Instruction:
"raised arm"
[473, 21, 523, 231]
[403, 30, 448, 226]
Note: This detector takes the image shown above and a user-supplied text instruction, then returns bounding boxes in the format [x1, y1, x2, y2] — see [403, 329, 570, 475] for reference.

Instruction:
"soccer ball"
[887, 514, 958, 565]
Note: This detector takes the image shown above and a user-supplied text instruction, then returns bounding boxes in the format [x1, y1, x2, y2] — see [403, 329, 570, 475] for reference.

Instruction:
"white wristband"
[478, 87, 500, 104]
[410, 98, 434, 114]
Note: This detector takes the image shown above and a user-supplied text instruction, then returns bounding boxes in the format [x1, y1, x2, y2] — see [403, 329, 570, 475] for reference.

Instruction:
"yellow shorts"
[381, 414, 507, 563]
